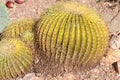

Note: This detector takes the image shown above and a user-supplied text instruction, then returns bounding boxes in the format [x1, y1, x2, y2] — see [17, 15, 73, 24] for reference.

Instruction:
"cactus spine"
[0, 38, 32, 79]
[35, 1, 109, 69]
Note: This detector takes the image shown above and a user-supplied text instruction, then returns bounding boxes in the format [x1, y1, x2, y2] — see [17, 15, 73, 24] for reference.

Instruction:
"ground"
[1, 0, 120, 80]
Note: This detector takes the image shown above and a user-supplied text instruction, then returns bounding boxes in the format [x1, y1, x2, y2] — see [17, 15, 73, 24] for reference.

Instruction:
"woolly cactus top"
[0, 39, 31, 56]
[20, 31, 34, 43]
[51, 1, 99, 16]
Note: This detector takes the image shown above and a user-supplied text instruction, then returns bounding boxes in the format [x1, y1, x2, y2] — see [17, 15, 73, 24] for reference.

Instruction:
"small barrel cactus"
[35, 1, 109, 70]
[2, 19, 35, 42]
[0, 2, 9, 33]
[0, 38, 32, 79]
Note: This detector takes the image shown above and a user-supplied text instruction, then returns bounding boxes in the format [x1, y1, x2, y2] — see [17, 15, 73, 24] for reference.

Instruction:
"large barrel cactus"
[2, 19, 35, 43]
[0, 38, 32, 79]
[0, 2, 9, 33]
[35, 1, 109, 69]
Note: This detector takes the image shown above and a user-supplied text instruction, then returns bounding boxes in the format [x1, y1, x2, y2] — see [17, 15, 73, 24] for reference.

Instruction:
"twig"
[110, 9, 120, 23]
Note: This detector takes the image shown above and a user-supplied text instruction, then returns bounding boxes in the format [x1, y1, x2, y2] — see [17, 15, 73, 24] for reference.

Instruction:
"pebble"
[22, 73, 36, 80]
[63, 73, 76, 80]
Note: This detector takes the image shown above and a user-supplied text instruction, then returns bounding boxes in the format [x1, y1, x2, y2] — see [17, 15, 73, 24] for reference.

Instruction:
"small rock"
[30, 77, 40, 80]
[103, 49, 120, 65]
[109, 31, 120, 50]
[63, 73, 76, 80]
[16, 78, 23, 80]
[22, 73, 36, 80]
[112, 60, 120, 73]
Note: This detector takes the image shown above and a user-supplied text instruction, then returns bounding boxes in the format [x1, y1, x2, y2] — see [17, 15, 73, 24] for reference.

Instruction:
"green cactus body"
[0, 38, 32, 79]
[2, 19, 35, 42]
[35, 1, 109, 69]
[0, 2, 9, 33]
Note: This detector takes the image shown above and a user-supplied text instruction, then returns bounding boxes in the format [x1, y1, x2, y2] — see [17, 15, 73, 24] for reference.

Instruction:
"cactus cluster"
[0, 19, 34, 79]
[0, 1, 110, 79]
[2, 19, 35, 43]
[0, 2, 9, 33]
[35, 1, 109, 69]
[0, 38, 32, 79]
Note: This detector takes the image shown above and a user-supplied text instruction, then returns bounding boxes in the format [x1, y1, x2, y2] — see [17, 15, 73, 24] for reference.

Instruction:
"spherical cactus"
[0, 2, 9, 33]
[35, 1, 109, 70]
[0, 38, 32, 79]
[2, 19, 35, 42]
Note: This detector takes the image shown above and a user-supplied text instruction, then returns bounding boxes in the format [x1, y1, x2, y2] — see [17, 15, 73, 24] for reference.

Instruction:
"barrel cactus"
[0, 2, 9, 33]
[2, 19, 35, 43]
[35, 1, 109, 70]
[0, 38, 32, 79]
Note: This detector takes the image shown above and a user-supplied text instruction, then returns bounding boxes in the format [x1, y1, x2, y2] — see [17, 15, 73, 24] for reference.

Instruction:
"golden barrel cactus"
[0, 39, 32, 79]
[35, 1, 109, 69]
[2, 19, 35, 43]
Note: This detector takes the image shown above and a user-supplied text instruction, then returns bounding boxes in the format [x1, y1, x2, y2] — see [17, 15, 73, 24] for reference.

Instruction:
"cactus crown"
[53, 1, 88, 13]
[20, 31, 34, 43]
[0, 38, 32, 79]
[51, 1, 98, 16]
[0, 2, 9, 33]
